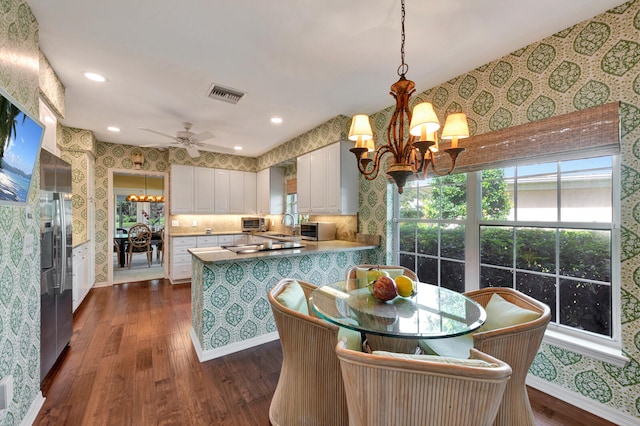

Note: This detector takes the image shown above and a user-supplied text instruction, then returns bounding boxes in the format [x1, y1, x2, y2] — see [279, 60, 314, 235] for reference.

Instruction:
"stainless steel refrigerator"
[39, 149, 73, 382]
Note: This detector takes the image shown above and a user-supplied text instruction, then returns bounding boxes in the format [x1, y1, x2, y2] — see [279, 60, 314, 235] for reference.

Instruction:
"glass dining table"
[309, 279, 486, 353]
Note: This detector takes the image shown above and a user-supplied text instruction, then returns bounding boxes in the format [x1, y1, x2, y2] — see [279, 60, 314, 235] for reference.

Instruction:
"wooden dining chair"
[463, 287, 551, 426]
[345, 264, 418, 286]
[336, 339, 512, 426]
[127, 223, 153, 268]
[268, 278, 350, 426]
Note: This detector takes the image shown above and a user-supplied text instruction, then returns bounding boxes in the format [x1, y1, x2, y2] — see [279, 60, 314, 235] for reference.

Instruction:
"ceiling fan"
[140, 122, 234, 158]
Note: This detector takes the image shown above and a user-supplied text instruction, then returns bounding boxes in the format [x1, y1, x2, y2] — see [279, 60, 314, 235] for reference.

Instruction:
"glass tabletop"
[309, 279, 486, 340]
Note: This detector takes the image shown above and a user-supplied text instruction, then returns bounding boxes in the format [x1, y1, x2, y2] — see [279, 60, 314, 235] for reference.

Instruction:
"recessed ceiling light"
[270, 117, 283, 124]
[84, 72, 106, 82]
[107, 126, 120, 132]
[234, 146, 243, 151]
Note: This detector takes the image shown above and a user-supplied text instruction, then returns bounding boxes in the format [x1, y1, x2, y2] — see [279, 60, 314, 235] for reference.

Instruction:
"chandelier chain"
[398, 0, 408, 77]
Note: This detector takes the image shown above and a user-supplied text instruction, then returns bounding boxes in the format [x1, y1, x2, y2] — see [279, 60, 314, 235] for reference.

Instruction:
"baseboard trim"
[527, 375, 639, 425]
[189, 328, 279, 362]
[93, 281, 111, 288]
[20, 391, 45, 426]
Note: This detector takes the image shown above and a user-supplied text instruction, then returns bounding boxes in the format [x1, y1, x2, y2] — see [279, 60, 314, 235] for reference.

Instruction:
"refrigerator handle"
[55, 196, 65, 293]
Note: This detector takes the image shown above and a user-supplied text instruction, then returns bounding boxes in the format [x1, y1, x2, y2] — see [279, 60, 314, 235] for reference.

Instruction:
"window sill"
[543, 329, 629, 367]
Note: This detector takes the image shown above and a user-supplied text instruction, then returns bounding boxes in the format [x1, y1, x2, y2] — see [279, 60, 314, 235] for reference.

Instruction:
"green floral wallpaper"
[0, 1, 45, 425]
[38, 51, 64, 118]
[28, 1, 640, 420]
[192, 248, 375, 354]
[59, 127, 96, 246]
[355, 1, 640, 421]
[256, 115, 351, 170]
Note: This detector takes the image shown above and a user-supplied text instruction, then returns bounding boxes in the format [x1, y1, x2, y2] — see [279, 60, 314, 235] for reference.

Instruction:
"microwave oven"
[241, 217, 268, 232]
[300, 222, 336, 241]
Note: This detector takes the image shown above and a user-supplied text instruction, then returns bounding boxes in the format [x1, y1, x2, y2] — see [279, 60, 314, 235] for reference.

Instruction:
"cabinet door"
[256, 168, 269, 214]
[310, 148, 327, 212]
[72, 247, 80, 310]
[214, 169, 230, 213]
[297, 153, 311, 213]
[228, 170, 244, 213]
[171, 165, 194, 214]
[325, 142, 341, 213]
[243, 171, 257, 214]
[194, 167, 215, 213]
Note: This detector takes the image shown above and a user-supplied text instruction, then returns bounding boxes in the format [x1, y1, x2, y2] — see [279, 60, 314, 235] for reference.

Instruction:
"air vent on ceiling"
[206, 84, 246, 104]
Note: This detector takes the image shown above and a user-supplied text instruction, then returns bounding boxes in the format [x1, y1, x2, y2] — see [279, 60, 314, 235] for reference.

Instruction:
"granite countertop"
[188, 240, 378, 263]
[170, 231, 246, 237]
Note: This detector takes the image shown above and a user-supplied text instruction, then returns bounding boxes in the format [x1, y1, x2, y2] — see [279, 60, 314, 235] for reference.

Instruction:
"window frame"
[392, 155, 627, 366]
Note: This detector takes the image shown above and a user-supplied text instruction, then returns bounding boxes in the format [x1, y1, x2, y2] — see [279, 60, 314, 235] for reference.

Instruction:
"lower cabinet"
[169, 234, 248, 283]
[170, 236, 197, 283]
[72, 242, 92, 312]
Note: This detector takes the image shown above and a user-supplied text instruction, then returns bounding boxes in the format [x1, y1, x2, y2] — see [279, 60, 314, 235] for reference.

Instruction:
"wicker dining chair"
[268, 278, 349, 426]
[127, 223, 153, 268]
[336, 339, 512, 426]
[464, 287, 551, 426]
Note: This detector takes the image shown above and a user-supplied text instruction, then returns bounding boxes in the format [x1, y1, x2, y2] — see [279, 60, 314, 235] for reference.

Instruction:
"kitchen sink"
[265, 233, 292, 239]
[222, 242, 305, 254]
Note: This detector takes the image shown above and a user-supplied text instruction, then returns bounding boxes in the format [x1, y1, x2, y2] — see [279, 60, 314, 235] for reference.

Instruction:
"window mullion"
[466, 171, 480, 292]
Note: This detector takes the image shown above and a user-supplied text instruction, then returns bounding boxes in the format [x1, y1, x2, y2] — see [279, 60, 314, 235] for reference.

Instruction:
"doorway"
[108, 169, 168, 285]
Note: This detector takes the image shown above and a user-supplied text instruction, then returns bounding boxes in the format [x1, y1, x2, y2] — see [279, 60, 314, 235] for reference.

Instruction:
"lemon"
[395, 275, 415, 297]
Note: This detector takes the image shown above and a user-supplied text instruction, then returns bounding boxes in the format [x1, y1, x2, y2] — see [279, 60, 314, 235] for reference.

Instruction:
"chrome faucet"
[281, 213, 299, 235]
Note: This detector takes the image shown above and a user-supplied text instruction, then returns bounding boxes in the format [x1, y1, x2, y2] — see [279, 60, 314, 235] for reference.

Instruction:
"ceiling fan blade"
[192, 131, 214, 142]
[185, 147, 201, 158]
[139, 128, 179, 140]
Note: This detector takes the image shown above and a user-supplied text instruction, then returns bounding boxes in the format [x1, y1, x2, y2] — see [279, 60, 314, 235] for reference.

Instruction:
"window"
[394, 156, 620, 346]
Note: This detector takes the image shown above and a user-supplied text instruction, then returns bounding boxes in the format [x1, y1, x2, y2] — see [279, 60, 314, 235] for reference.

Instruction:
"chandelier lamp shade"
[348, 0, 469, 194]
[125, 175, 165, 203]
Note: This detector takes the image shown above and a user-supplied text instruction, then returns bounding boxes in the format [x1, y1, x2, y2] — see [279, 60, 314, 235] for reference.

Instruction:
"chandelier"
[348, 0, 469, 194]
[126, 175, 165, 203]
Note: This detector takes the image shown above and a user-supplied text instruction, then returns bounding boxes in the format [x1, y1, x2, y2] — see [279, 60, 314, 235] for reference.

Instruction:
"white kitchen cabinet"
[244, 171, 257, 214]
[171, 165, 195, 214]
[218, 234, 247, 246]
[296, 141, 358, 215]
[196, 235, 218, 247]
[170, 234, 249, 283]
[72, 242, 91, 312]
[172, 165, 257, 215]
[229, 170, 257, 214]
[297, 153, 311, 213]
[194, 166, 216, 213]
[170, 236, 197, 283]
[214, 169, 230, 213]
[257, 167, 285, 215]
[310, 147, 328, 213]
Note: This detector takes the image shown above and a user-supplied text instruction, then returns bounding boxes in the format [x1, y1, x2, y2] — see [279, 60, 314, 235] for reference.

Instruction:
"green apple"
[367, 268, 390, 283]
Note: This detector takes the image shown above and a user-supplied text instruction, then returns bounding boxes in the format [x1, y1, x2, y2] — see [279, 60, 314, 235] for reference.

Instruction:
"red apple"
[371, 276, 398, 302]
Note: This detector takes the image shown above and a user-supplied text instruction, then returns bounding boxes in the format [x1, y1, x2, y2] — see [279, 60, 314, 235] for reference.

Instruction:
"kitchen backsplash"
[169, 213, 358, 241]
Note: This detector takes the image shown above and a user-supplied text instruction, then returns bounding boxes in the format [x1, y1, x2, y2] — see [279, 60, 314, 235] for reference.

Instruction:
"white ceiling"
[28, 0, 625, 158]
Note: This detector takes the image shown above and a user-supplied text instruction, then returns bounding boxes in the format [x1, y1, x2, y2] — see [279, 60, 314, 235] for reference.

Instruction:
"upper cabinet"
[297, 140, 358, 215]
[171, 164, 195, 214]
[171, 165, 256, 215]
[229, 170, 257, 214]
[194, 166, 215, 213]
[257, 167, 285, 215]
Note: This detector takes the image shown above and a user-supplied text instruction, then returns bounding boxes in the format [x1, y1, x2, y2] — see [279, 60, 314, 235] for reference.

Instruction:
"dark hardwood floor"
[34, 279, 616, 426]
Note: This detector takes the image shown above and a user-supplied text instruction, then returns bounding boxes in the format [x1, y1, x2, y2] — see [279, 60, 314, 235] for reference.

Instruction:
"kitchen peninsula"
[187, 239, 379, 361]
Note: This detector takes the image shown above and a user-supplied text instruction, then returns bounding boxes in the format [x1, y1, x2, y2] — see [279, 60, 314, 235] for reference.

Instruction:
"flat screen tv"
[0, 88, 45, 205]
